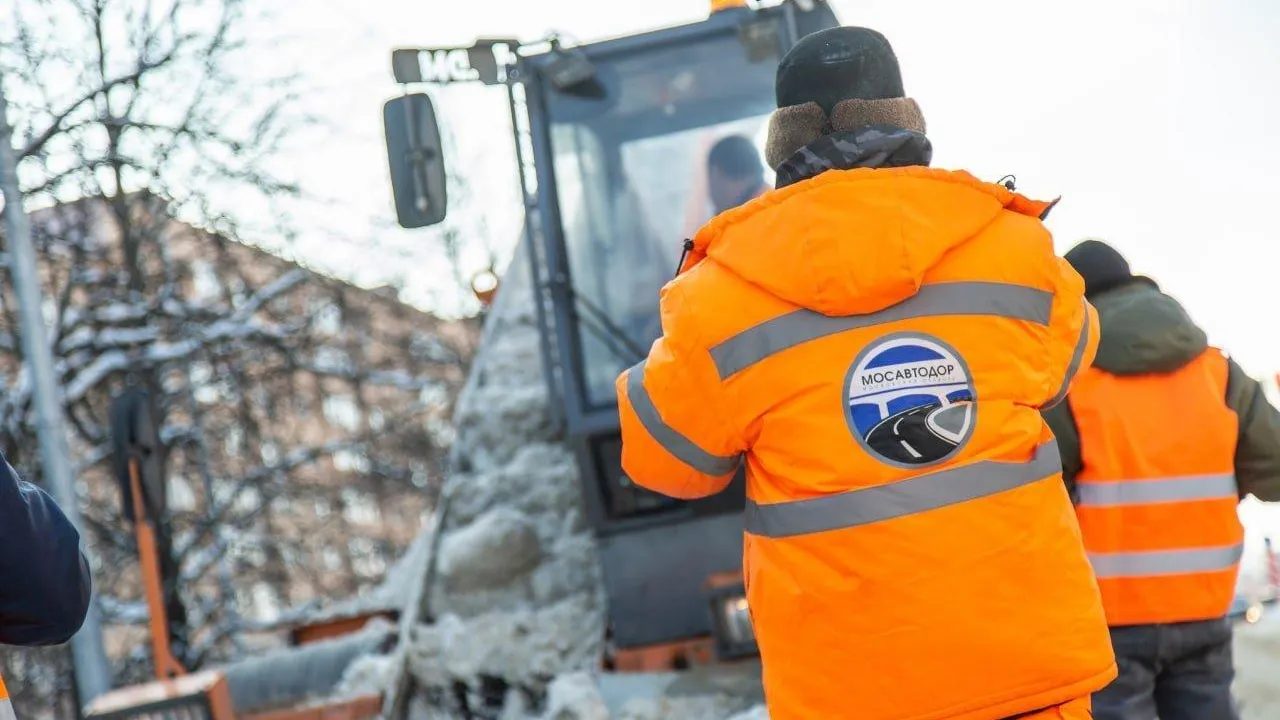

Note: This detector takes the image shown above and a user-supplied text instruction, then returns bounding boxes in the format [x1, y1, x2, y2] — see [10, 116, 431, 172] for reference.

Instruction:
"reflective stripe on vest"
[0, 674, 15, 720]
[746, 440, 1061, 538]
[1080, 474, 1242, 579]
[1077, 473, 1237, 507]
[630, 280, 1060, 477]
[1089, 543, 1244, 579]
[1043, 297, 1092, 409]
[1071, 348, 1242, 626]
[626, 358, 743, 476]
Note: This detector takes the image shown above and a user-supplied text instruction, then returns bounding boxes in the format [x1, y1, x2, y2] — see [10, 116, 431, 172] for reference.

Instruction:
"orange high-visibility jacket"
[616, 166, 1116, 720]
[1069, 348, 1243, 627]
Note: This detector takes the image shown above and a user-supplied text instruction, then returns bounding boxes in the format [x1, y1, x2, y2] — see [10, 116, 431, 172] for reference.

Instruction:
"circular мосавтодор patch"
[844, 332, 976, 468]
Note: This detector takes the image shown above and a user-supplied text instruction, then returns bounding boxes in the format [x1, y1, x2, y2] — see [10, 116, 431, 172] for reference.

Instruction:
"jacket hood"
[683, 166, 1054, 317]
[1090, 280, 1208, 375]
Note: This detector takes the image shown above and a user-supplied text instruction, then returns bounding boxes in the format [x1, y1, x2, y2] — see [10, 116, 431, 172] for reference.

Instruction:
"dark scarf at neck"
[774, 125, 933, 189]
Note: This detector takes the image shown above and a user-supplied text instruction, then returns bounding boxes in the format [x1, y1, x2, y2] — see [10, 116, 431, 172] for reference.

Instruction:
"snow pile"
[400, 250, 609, 718]
[224, 617, 397, 713]
[377, 245, 768, 719]
[613, 696, 757, 720]
[333, 650, 402, 700]
[538, 673, 611, 720]
[536, 670, 764, 720]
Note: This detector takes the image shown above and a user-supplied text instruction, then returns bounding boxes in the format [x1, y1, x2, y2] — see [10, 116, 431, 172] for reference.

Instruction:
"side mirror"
[384, 93, 448, 228]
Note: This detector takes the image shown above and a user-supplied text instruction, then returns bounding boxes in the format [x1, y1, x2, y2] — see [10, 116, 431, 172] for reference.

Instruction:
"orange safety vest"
[0, 674, 15, 720]
[619, 167, 1117, 720]
[1069, 348, 1243, 627]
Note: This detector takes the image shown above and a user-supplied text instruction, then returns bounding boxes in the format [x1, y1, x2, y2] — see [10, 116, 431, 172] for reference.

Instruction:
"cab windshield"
[544, 30, 778, 409]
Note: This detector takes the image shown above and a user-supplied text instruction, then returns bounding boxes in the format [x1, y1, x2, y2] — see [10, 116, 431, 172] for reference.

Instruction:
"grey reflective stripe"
[1042, 297, 1091, 409]
[626, 360, 741, 476]
[710, 281, 1055, 380]
[744, 441, 1061, 538]
[0, 697, 16, 720]
[1077, 473, 1237, 507]
[1090, 543, 1244, 579]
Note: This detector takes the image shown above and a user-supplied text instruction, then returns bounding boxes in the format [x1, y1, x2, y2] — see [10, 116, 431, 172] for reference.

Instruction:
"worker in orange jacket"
[1044, 239, 1280, 720]
[616, 26, 1116, 720]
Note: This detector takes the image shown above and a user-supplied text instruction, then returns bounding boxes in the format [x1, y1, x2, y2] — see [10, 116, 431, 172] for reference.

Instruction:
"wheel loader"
[383, 0, 840, 672]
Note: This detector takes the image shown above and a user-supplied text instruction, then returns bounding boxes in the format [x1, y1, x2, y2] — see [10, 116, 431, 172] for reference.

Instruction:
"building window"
[191, 260, 221, 301]
[334, 448, 371, 475]
[225, 426, 244, 456]
[227, 277, 247, 306]
[322, 546, 343, 571]
[251, 385, 274, 419]
[168, 476, 197, 512]
[232, 540, 267, 568]
[427, 417, 456, 447]
[349, 537, 386, 578]
[323, 393, 360, 432]
[190, 361, 220, 404]
[341, 487, 380, 525]
[250, 583, 281, 623]
[411, 462, 429, 489]
[311, 299, 342, 336]
[315, 346, 352, 373]
[410, 332, 454, 363]
[270, 494, 292, 515]
[234, 485, 261, 514]
[419, 383, 448, 411]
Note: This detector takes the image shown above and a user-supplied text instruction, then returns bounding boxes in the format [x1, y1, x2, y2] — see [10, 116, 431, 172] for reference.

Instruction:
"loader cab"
[533, 15, 789, 527]
[386, 0, 839, 665]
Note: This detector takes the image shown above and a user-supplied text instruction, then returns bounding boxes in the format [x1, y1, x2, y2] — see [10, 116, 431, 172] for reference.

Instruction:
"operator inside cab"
[706, 134, 769, 215]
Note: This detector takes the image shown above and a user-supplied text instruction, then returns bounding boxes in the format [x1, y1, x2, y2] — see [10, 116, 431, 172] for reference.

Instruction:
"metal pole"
[0, 76, 113, 706]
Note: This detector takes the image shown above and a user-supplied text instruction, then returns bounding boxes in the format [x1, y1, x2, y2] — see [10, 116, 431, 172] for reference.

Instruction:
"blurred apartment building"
[0, 193, 479, 685]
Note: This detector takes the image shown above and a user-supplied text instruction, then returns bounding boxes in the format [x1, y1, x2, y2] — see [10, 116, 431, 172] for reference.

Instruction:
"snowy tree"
[0, 1, 479, 715]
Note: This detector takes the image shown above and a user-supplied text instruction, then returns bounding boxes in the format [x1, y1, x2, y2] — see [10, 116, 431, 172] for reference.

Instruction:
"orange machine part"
[289, 612, 399, 646]
[606, 570, 748, 672]
[130, 458, 187, 680]
[703, 570, 743, 592]
[608, 637, 718, 672]
[710, 0, 748, 12]
[83, 670, 234, 720]
[471, 269, 499, 307]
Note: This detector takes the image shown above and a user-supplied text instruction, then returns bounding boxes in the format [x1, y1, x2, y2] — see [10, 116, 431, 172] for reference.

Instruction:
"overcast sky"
[239, 0, 1280, 377]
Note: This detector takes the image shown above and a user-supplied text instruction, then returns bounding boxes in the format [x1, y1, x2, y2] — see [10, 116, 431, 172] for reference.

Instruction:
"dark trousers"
[1093, 618, 1240, 720]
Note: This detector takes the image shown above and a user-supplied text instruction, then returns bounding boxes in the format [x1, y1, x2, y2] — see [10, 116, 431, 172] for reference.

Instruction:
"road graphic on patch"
[844, 333, 976, 467]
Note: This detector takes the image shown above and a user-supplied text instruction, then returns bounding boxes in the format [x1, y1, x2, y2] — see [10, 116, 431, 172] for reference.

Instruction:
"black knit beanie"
[765, 27, 925, 169]
[776, 26, 906, 113]
[1064, 239, 1134, 299]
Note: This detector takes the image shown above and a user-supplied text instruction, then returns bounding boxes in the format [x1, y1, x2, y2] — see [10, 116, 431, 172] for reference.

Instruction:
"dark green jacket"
[1043, 280, 1280, 502]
